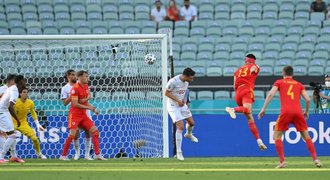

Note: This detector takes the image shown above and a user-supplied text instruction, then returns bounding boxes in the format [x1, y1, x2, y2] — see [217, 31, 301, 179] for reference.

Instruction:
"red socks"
[248, 122, 260, 140]
[275, 139, 285, 162]
[92, 130, 100, 155]
[234, 106, 251, 114]
[62, 135, 74, 156]
[305, 139, 317, 161]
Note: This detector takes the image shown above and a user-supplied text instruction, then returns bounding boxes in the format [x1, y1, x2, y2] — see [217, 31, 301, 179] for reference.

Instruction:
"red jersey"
[234, 63, 260, 90]
[69, 82, 90, 116]
[274, 78, 305, 114]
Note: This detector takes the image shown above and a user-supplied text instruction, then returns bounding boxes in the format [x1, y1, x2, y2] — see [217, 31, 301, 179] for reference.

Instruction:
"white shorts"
[168, 104, 192, 123]
[0, 112, 14, 132]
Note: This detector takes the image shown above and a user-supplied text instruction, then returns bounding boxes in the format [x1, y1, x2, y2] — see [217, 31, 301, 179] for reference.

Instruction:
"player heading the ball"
[225, 54, 267, 151]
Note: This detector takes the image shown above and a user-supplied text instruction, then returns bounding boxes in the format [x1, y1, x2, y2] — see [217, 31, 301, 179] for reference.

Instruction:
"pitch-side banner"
[169, 114, 330, 157]
[14, 114, 329, 158]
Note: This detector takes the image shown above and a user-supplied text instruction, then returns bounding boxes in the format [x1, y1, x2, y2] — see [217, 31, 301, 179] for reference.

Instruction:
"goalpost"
[0, 34, 169, 158]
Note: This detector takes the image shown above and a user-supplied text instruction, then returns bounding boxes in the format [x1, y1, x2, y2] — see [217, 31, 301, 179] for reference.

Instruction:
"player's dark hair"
[246, 54, 256, 60]
[15, 75, 25, 84]
[19, 87, 28, 93]
[283, 66, 294, 76]
[77, 70, 88, 77]
[64, 69, 75, 78]
[182, 68, 195, 77]
[6, 74, 17, 82]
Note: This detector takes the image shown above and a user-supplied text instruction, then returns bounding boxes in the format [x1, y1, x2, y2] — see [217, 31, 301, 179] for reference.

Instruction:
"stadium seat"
[190, 27, 206, 38]
[310, 12, 325, 21]
[214, 91, 230, 100]
[197, 91, 213, 100]
[223, 67, 236, 76]
[206, 27, 221, 38]
[308, 67, 324, 76]
[294, 12, 309, 20]
[188, 91, 196, 100]
[293, 66, 307, 76]
[180, 52, 196, 61]
[279, 51, 295, 60]
[206, 67, 222, 77]
[296, 50, 312, 60]
[262, 51, 279, 60]
[275, 59, 292, 67]
[263, 12, 277, 20]
[259, 67, 273, 76]
[313, 51, 329, 60]
[310, 59, 326, 67]
[197, 52, 213, 61]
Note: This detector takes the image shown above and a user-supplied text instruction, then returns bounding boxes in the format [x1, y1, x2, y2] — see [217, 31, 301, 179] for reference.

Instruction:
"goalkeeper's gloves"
[35, 119, 46, 132]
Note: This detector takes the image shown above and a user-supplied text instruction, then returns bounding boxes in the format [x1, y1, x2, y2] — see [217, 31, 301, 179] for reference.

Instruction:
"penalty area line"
[0, 168, 329, 172]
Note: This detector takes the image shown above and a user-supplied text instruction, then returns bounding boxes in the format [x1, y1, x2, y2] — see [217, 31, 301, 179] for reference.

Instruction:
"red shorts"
[235, 87, 254, 106]
[275, 112, 308, 132]
[68, 113, 95, 131]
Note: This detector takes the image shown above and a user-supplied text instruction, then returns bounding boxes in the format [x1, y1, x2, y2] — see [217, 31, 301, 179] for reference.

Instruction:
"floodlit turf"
[1, 157, 329, 180]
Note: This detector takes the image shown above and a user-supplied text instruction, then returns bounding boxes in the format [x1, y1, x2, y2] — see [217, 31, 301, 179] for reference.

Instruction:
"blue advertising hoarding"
[14, 114, 330, 158]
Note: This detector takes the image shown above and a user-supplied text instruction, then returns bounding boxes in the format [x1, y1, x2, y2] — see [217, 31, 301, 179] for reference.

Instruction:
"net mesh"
[0, 37, 166, 158]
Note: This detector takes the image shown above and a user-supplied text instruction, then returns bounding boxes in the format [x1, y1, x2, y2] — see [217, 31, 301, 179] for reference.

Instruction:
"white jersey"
[61, 83, 72, 100]
[0, 85, 8, 96]
[0, 85, 18, 111]
[61, 83, 92, 118]
[166, 75, 189, 109]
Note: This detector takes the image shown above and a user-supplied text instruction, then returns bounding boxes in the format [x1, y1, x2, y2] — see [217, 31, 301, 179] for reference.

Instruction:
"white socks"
[0, 134, 16, 159]
[85, 138, 91, 157]
[0, 134, 5, 151]
[186, 124, 194, 135]
[74, 139, 80, 155]
[176, 129, 183, 153]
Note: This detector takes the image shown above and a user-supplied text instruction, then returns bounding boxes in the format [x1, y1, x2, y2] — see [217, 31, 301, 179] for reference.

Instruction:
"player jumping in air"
[258, 66, 322, 168]
[8, 87, 47, 160]
[0, 75, 25, 164]
[225, 54, 267, 150]
[165, 68, 198, 161]
[61, 69, 92, 160]
[59, 70, 106, 160]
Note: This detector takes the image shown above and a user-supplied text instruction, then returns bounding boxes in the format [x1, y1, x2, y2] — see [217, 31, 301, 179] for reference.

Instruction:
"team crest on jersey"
[71, 90, 75, 94]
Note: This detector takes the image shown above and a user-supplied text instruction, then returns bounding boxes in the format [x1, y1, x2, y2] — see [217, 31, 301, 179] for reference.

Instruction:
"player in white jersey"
[0, 74, 26, 164]
[165, 68, 198, 161]
[61, 69, 92, 160]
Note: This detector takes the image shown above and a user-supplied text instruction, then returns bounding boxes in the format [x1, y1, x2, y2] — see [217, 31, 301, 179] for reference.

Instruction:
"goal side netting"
[0, 34, 168, 158]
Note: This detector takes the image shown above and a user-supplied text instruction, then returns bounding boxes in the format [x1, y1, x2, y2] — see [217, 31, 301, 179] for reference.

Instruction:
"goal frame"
[0, 34, 169, 158]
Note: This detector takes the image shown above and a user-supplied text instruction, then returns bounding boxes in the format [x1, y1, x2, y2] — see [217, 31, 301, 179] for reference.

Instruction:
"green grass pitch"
[1, 157, 329, 180]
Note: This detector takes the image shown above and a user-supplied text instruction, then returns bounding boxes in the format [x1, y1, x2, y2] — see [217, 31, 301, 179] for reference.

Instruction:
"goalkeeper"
[10, 87, 47, 159]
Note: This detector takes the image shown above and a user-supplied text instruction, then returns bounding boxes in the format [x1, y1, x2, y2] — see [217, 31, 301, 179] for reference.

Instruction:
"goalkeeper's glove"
[35, 119, 46, 132]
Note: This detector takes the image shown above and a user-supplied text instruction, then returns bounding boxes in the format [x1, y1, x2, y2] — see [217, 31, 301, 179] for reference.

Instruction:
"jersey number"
[238, 67, 248, 77]
[287, 85, 294, 100]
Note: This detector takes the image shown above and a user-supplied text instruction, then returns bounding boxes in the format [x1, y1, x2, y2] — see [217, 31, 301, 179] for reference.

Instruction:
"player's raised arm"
[258, 86, 278, 119]
[301, 89, 310, 120]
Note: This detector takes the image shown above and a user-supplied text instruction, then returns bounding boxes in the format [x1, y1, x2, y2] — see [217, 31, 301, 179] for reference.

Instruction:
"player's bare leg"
[84, 130, 92, 160]
[184, 117, 198, 143]
[301, 131, 322, 168]
[73, 129, 81, 160]
[273, 131, 286, 168]
[175, 120, 184, 161]
[89, 126, 106, 160]
[243, 103, 267, 151]
[0, 131, 23, 164]
[60, 129, 77, 160]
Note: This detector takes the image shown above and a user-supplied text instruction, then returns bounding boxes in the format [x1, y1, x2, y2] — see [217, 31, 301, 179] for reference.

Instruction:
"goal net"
[0, 34, 169, 158]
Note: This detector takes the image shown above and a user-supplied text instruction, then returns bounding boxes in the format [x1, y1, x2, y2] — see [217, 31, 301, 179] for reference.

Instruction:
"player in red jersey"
[60, 70, 106, 160]
[258, 66, 322, 168]
[225, 54, 267, 150]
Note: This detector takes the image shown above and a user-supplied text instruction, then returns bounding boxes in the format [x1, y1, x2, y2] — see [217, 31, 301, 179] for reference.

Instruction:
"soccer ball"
[144, 53, 156, 65]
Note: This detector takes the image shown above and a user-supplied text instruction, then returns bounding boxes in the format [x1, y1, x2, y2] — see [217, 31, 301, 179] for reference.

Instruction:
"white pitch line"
[4, 161, 324, 166]
[0, 168, 329, 172]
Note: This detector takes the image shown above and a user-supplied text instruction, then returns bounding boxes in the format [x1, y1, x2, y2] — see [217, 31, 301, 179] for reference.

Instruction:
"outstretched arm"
[258, 86, 278, 119]
[301, 90, 310, 120]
